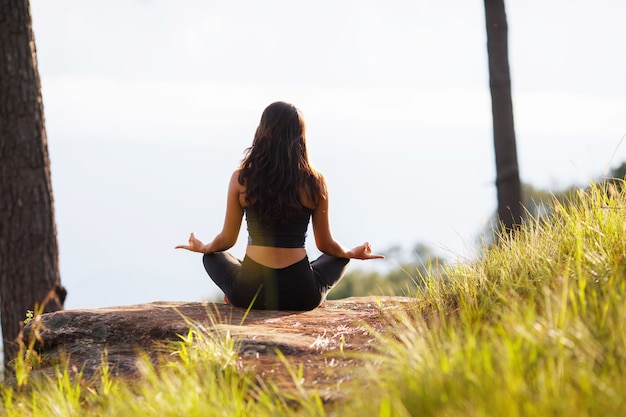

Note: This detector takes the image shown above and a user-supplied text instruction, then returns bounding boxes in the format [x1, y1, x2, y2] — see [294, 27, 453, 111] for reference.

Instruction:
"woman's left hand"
[348, 242, 385, 260]
[175, 233, 206, 253]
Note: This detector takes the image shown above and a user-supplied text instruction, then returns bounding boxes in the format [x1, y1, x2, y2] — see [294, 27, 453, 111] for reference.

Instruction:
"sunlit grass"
[3, 182, 626, 416]
[2, 317, 326, 417]
[344, 181, 626, 416]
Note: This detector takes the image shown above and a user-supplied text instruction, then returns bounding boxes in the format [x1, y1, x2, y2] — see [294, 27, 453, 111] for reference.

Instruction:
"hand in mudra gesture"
[348, 242, 384, 260]
[175, 233, 206, 253]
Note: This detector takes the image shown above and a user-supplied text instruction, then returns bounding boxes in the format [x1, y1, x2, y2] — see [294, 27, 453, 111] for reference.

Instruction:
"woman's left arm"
[176, 170, 245, 254]
[311, 176, 384, 260]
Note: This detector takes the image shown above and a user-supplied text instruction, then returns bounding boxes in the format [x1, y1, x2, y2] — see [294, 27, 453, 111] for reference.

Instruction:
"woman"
[176, 101, 383, 311]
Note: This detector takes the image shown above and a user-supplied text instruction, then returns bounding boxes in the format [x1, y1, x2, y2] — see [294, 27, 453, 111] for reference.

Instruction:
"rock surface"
[23, 296, 416, 397]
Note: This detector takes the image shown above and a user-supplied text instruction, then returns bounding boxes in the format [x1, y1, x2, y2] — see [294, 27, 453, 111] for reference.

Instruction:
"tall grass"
[345, 182, 626, 416]
[3, 183, 626, 416]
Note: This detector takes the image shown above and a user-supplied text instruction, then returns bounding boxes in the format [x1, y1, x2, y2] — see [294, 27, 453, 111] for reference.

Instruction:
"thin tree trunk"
[484, 0, 523, 232]
[0, 0, 66, 372]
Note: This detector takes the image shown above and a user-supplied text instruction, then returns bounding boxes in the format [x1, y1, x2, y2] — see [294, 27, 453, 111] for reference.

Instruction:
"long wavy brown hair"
[239, 102, 323, 225]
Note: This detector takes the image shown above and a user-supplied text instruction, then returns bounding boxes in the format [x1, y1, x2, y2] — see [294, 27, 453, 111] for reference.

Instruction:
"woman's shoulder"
[229, 169, 246, 190]
[299, 171, 327, 210]
[229, 168, 240, 181]
[229, 169, 248, 207]
[314, 171, 328, 194]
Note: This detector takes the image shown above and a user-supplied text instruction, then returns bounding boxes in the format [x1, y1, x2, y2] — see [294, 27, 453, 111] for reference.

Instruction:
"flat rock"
[23, 296, 416, 397]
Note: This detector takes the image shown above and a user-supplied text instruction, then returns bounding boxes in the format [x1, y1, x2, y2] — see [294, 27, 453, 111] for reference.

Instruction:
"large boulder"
[22, 296, 416, 396]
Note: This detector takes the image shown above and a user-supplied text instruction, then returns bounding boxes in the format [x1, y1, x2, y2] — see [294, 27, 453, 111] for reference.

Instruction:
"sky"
[27, 0, 626, 309]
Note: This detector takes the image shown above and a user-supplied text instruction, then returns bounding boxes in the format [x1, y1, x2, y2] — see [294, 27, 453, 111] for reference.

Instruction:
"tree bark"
[0, 0, 66, 371]
[484, 0, 523, 232]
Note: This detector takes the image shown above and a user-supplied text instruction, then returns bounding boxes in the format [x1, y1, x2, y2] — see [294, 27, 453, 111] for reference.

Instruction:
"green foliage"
[479, 161, 626, 248]
[328, 244, 448, 299]
[4, 179, 626, 416]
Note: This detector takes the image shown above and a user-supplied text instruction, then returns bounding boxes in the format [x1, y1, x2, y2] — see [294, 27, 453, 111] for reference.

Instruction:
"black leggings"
[202, 252, 350, 311]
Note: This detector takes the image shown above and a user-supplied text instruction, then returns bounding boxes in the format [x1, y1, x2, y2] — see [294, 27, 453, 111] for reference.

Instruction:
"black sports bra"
[245, 205, 312, 248]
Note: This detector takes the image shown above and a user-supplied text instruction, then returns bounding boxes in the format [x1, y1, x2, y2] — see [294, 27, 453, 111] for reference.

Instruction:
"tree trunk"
[484, 0, 523, 232]
[0, 0, 66, 372]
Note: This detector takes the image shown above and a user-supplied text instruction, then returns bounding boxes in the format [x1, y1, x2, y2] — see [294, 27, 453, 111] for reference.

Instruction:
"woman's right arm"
[176, 170, 244, 254]
[311, 177, 384, 260]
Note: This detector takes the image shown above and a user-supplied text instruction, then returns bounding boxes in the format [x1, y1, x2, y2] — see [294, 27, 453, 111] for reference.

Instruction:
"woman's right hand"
[347, 242, 385, 260]
[175, 233, 206, 253]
